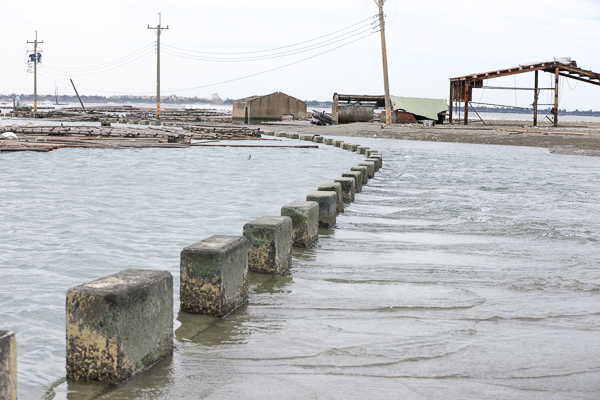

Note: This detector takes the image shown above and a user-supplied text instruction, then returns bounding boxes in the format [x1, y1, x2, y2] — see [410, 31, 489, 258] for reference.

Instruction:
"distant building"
[233, 92, 307, 124]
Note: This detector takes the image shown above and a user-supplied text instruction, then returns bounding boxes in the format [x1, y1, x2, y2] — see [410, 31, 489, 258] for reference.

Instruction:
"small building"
[233, 92, 307, 124]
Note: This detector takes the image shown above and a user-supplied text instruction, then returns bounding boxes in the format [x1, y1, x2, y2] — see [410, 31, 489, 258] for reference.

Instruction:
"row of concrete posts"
[0, 134, 383, 395]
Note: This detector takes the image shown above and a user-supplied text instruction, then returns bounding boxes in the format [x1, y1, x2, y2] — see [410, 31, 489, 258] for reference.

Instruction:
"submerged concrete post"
[180, 236, 249, 316]
[244, 216, 292, 274]
[0, 331, 17, 400]
[66, 269, 174, 384]
[288, 133, 299, 139]
[342, 143, 350, 150]
[370, 153, 383, 167]
[350, 144, 359, 152]
[365, 157, 381, 171]
[324, 138, 334, 145]
[318, 182, 344, 213]
[275, 132, 288, 138]
[306, 191, 337, 228]
[281, 201, 319, 247]
[334, 177, 356, 202]
[342, 171, 363, 193]
[359, 146, 369, 155]
[335, 141, 344, 148]
[359, 161, 376, 178]
[313, 135, 323, 143]
[351, 166, 369, 184]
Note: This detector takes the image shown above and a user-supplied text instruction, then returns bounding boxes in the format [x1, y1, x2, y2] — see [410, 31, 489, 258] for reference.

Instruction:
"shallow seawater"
[1, 137, 600, 399]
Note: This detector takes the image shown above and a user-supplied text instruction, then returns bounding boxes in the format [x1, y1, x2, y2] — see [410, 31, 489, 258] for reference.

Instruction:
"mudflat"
[285, 120, 600, 157]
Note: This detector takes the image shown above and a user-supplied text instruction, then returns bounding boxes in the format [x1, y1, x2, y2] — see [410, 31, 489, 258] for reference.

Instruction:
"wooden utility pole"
[378, 0, 391, 125]
[148, 13, 168, 119]
[27, 32, 43, 114]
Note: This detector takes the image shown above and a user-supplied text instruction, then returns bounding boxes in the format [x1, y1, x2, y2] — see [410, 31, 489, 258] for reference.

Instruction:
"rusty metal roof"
[389, 96, 448, 120]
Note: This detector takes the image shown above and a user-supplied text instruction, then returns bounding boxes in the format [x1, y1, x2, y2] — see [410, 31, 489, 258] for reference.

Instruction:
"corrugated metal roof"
[390, 96, 448, 120]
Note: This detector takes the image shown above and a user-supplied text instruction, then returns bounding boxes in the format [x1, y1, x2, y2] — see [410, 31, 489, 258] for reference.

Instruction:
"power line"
[161, 25, 378, 62]
[40, 49, 154, 77]
[42, 43, 155, 72]
[162, 15, 378, 56]
[38, 30, 377, 96]
[163, 31, 378, 93]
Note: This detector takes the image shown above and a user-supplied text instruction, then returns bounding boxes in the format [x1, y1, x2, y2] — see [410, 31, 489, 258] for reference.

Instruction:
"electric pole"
[378, 0, 391, 125]
[148, 13, 168, 119]
[27, 32, 43, 114]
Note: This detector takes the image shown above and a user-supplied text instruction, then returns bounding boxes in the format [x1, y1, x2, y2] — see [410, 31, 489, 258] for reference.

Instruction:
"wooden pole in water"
[378, 0, 391, 125]
[148, 13, 168, 119]
[554, 66, 559, 127]
[70, 79, 86, 112]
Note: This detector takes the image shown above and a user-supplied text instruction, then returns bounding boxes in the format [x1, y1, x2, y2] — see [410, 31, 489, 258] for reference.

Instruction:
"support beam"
[533, 70, 538, 126]
[332, 93, 339, 125]
[448, 84, 453, 124]
[464, 82, 470, 125]
[554, 67, 559, 127]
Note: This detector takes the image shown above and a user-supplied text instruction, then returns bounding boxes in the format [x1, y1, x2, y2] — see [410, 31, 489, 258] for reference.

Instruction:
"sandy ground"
[278, 120, 600, 157]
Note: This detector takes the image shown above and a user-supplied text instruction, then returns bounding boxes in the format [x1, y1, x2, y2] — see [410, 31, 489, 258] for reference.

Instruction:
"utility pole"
[27, 32, 43, 114]
[148, 13, 168, 119]
[378, 0, 391, 125]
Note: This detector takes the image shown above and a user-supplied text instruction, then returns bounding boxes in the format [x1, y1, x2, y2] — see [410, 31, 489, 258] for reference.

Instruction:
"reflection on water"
[2, 137, 600, 399]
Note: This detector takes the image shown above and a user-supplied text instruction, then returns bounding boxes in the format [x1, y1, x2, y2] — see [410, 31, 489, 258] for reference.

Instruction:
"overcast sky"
[2, 0, 600, 110]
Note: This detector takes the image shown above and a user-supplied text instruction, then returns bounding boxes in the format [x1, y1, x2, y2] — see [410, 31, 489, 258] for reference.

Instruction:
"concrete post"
[318, 182, 344, 213]
[369, 154, 383, 168]
[66, 269, 174, 383]
[334, 177, 356, 202]
[0, 331, 17, 400]
[288, 133, 299, 139]
[366, 157, 381, 171]
[335, 141, 344, 148]
[299, 134, 312, 141]
[324, 138, 333, 145]
[359, 146, 369, 155]
[243, 216, 292, 274]
[350, 144, 358, 152]
[342, 143, 350, 150]
[351, 166, 369, 184]
[180, 236, 249, 316]
[275, 132, 288, 138]
[306, 191, 337, 228]
[342, 171, 363, 193]
[281, 201, 319, 247]
[359, 161, 376, 178]
[313, 135, 323, 143]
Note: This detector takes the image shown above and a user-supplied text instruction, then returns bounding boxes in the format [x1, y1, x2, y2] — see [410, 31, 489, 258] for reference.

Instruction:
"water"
[1, 137, 600, 399]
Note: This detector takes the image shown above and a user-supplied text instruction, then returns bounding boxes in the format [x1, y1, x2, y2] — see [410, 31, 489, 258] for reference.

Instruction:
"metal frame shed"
[449, 59, 600, 126]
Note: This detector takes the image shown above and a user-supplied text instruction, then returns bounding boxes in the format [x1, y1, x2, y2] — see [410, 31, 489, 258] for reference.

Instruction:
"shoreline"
[281, 121, 600, 157]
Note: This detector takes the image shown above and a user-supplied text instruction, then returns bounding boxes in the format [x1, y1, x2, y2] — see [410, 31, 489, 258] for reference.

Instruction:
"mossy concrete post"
[351, 166, 369, 184]
[350, 144, 359, 152]
[299, 134, 312, 141]
[366, 149, 380, 158]
[243, 216, 292, 274]
[318, 182, 343, 213]
[324, 138, 333, 145]
[180, 236, 249, 316]
[342, 142, 350, 150]
[275, 132, 288, 138]
[342, 171, 363, 193]
[359, 161, 375, 178]
[366, 157, 381, 171]
[359, 146, 369, 155]
[0, 331, 17, 400]
[281, 201, 319, 247]
[370, 153, 383, 167]
[313, 135, 323, 143]
[335, 140, 344, 148]
[306, 191, 337, 228]
[66, 269, 174, 384]
[288, 133, 300, 139]
[334, 177, 356, 202]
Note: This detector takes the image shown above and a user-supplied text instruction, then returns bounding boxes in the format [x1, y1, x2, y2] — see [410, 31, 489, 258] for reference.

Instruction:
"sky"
[2, 0, 600, 110]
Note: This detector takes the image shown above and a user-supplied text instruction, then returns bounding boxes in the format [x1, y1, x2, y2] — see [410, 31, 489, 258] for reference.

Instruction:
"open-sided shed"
[449, 58, 600, 126]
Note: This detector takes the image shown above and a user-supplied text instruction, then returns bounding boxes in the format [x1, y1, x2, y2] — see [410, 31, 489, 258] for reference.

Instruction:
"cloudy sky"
[2, 0, 600, 110]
